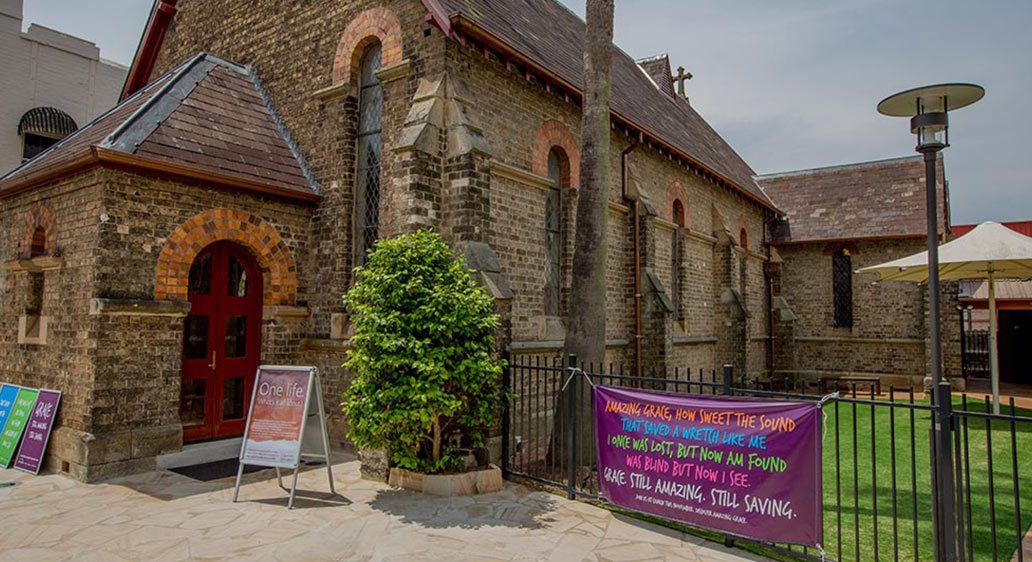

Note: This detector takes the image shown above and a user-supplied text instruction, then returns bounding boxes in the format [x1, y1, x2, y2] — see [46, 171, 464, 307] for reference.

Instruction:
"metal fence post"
[722, 364, 733, 396]
[932, 380, 959, 561]
[501, 350, 511, 478]
[566, 353, 577, 499]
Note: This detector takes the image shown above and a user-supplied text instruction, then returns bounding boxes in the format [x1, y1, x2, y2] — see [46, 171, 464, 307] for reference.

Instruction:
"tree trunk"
[567, 0, 613, 374]
[553, 0, 614, 482]
[432, 416, 442, 463]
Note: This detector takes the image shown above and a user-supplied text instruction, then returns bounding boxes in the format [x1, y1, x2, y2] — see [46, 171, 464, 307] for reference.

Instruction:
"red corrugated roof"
[953, 221, 1032, 238]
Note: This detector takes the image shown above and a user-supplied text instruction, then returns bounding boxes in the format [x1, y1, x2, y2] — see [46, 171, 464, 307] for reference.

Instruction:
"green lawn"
[817, 394, 1032, 561]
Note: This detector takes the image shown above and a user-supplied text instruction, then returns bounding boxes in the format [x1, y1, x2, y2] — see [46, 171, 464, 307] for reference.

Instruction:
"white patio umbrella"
[858, 222, 1032, 413]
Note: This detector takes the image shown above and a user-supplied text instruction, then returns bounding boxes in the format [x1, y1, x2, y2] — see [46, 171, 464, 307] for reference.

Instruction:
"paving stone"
[0, 460, 758, 561]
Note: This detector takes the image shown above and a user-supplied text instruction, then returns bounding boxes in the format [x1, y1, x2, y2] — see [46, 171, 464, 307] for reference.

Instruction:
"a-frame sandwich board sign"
[232, 366, 335, 509]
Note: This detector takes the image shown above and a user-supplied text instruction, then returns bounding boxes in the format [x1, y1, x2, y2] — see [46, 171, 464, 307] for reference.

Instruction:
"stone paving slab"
[0, 456, 762, 561]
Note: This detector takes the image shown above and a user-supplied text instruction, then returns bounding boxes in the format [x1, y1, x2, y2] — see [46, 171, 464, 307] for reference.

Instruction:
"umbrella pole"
[989, 266, 1000, 415]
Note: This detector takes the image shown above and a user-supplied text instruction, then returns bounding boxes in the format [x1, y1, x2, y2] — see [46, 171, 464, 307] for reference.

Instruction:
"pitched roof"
[636, 54, 676, 98]
[431, 0, 775, 210]
[757, 156, 947, 244]
[1, 53, 319, 202]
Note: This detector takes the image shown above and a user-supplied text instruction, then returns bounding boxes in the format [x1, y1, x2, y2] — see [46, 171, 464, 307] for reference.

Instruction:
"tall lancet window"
[832, 249, 854, 328]
[355, 41, 383, 265]
[671, 199, 685, 323]
[544, 149, 564, 316]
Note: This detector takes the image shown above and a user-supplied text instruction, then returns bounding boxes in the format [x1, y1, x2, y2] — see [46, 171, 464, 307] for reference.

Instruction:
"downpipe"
[620, 142, 641, 379]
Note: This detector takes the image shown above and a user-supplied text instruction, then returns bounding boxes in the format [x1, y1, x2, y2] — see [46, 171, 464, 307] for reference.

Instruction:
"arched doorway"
[180, 241, 263, 443]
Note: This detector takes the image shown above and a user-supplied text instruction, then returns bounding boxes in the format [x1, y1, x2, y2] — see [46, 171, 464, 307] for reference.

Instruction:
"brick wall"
[446, 36, 772, 375]
[774, 237, 963, 385]
[153, 0, 444, 338]
[0, 172, 104, 478]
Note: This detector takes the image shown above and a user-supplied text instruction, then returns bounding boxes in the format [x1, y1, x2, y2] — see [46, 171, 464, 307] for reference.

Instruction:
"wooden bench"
[820, 375, 882, 395]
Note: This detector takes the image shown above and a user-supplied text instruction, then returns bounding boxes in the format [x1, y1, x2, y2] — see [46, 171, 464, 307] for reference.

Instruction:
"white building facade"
[0, 0, 126, 174]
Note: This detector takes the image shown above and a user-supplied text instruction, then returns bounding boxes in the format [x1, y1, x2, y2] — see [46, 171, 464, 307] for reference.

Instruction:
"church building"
[0, 0, 954, 481]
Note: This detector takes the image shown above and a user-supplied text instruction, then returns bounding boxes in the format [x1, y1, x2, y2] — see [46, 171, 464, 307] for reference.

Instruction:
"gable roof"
[636, 54, 676, 98]
[430, 0, 775, 211]
[1, 53, 319, 202]
[757, 156, 948, 244]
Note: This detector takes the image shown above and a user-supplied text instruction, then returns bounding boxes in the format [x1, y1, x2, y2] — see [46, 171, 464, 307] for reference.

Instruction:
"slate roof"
[757, 156, 947, 244]
[1, 53, 318, 200]
[433, 0, 774, 210]
[636, 55, 676, 98]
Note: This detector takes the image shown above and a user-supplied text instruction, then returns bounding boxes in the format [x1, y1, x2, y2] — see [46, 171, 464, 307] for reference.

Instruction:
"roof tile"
[1, 54, 317, 199]
[757, 156, 947, 243]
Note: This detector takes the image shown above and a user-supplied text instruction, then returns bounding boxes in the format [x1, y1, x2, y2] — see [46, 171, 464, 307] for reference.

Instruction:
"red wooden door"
[180, 242, 263, 443]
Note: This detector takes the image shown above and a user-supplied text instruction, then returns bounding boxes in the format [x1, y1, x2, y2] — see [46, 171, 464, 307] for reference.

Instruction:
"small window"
[29, 227, 47, 257]
[22, 133, 59, 162]
[672, 199, 685, 228]
[739, 227, 749, 250]
[833, 249, 853, 328]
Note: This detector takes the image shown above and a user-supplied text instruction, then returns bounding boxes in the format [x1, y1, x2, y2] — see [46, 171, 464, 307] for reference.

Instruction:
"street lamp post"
[878, 83, 985, 388]
[878, 83, 984, 562]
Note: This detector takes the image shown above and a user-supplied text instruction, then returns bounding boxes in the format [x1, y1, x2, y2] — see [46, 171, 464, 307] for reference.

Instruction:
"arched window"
[672, 200, 685, 228]
[18, 107, 76, 162]
[30, 227, 47, 258]
[544, 148, 565, 316]
[832, 249, 853, 328]
[354, 41, 383, 266]
[739, 227, 749, 250]
[670, 199, 685, 323]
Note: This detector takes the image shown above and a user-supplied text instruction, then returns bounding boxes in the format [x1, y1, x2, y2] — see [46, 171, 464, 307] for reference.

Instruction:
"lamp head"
[877, 83, 984, 153]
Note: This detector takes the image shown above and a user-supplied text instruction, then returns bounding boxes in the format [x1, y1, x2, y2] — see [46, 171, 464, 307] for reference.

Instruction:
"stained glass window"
[355, 42, 383, 266]
[833, 250, 853, 328]
[544, 149, 563, 316]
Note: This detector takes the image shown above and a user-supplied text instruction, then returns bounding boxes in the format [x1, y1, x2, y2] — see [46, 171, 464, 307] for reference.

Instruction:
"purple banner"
[594, 385, 822, 547]
[13, 389, 61, 475]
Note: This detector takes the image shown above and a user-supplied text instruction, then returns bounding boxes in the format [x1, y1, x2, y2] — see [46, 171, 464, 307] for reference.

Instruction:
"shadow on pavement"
[368, 486, 558, 530]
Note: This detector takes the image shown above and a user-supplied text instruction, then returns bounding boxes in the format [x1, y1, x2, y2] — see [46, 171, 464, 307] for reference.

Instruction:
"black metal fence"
[501, 354, 1032, 562]
[962, 329, 991, 379]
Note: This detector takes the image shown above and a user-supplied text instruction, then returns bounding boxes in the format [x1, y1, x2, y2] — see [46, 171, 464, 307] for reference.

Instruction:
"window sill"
[17, 315, 48, 345]
[4, 256, 63, 273]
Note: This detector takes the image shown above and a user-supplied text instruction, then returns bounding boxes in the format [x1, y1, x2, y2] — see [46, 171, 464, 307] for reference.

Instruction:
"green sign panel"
[0, 387, 39, 468]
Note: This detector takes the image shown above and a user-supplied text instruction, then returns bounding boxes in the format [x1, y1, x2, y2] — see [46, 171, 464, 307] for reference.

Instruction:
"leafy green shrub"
[342, 230, 503, 474]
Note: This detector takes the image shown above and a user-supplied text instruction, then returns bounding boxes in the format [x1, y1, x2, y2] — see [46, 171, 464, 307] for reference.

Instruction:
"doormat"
[169, 458, 266, 482]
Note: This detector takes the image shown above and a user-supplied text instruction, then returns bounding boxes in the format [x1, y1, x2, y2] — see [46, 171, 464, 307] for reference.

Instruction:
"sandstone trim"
[795, 336, 925, 345]
[90, 298, 192, 317]
[489, 160, 552, 191]
[375, 58, 412, 83]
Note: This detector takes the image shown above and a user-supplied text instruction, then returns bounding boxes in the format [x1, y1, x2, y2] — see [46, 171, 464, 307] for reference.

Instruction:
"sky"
[20, 0, 1032, 225]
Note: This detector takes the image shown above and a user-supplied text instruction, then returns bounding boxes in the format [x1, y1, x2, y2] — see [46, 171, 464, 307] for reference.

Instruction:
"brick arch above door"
[155, 209, 297, 305]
